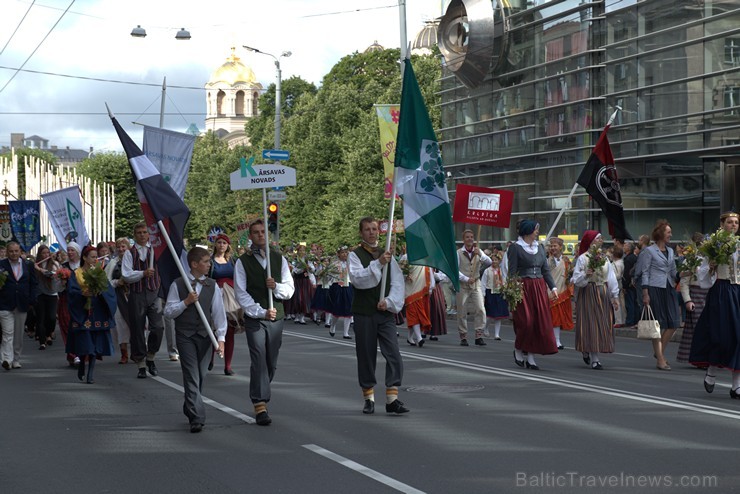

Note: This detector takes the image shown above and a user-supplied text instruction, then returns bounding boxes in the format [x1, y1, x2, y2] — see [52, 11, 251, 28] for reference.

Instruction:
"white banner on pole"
[142, 125, 196, 199]
[41, 185, 90, 250]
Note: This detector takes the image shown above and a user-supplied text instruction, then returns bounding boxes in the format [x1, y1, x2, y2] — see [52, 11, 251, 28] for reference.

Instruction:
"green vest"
[239, 251, 285, 320]
[351, 247, 392, 316]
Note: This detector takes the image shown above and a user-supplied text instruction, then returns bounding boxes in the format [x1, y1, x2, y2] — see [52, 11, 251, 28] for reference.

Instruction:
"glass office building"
[438, 0, 740, 245]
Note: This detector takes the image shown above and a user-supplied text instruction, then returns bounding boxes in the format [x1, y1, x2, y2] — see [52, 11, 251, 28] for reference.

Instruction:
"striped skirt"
[575, 283, 615, 353]
[429, 283, 448, 336]
[676, 285, 709, 363]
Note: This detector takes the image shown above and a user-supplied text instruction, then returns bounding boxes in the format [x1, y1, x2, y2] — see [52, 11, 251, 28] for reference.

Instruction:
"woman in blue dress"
[66, 245, 116, 384]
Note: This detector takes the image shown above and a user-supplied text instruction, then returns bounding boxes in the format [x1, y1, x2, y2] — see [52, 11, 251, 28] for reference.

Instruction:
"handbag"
[636, 305, 661, 339]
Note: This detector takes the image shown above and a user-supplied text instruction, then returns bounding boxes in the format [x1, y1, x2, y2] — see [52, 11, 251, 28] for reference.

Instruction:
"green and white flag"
[394, 59, 459, 291]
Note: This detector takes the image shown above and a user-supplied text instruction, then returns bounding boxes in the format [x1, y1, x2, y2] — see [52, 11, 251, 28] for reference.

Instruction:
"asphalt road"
[2, 319, 740, 494]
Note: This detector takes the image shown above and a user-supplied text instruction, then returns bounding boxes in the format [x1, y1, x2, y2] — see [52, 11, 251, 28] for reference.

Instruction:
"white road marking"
[152, 375, 255, 424]
[303, 444, 426, 494]
[285, 331, 740, 421]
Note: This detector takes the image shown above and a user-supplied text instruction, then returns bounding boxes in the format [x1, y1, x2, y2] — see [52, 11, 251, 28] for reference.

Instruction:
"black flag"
[577, 126, 632, 241]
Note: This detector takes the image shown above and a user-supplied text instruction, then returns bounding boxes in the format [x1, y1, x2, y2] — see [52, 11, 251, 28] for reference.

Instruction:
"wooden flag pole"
[262, 188, 274, 310]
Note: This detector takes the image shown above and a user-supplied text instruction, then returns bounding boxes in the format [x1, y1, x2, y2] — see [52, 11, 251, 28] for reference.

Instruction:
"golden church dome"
[208, 48, 257, 86]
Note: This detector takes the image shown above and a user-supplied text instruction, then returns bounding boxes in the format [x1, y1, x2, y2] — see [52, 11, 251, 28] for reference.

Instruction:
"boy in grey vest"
[164, 247, 226, 433]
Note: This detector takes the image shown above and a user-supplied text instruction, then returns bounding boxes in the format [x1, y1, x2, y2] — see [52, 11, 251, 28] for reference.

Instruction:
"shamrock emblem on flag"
[418, 140, 446, 194]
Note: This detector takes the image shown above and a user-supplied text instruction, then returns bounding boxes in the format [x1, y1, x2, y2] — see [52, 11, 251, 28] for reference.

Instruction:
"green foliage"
[76, 152, 141, 238]
[184, 132, 262, 244]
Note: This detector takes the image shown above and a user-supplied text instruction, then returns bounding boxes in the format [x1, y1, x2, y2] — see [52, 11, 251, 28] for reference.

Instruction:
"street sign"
[268, 191, 287, 201]
[230, 157, 297, 190]
[262, 149, 290, 161]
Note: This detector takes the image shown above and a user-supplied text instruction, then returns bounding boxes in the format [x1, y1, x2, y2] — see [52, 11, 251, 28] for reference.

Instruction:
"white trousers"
[0, 309, 27, 364]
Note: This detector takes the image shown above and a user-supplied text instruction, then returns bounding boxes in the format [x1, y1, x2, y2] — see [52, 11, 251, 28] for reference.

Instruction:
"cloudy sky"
[0, 0, 445, 153]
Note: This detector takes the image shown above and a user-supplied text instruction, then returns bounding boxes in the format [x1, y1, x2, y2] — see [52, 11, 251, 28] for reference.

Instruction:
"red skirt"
[512, 278, 558, 355]
[429, 284, 448, 336]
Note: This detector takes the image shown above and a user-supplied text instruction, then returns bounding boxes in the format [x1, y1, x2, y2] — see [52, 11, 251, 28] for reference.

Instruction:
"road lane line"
[152, 375, 256, 424]
[303, 444, 426, 494]
[285, 331, 740, 421]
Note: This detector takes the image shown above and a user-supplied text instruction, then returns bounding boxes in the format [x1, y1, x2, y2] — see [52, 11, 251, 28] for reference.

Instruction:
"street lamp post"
[242, 45, 292, 150]
[243, 45, 291, 243]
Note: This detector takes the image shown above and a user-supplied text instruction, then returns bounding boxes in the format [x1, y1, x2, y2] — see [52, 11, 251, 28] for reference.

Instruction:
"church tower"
[204, 47, 263, 147]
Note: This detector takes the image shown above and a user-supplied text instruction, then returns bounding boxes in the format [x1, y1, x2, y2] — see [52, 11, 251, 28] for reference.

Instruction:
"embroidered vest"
[130, 245, 160, 294]
[458, 249, 481, 282]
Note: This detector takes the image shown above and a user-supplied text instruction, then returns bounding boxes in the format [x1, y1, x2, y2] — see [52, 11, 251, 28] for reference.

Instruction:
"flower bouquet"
[55, 267, 72, 282]
[501, 276, 525, 311]
[398, 259, 411, 279]
[317, 259, 339, 285]
[699, 228, 739, 267]
[82, 266, 109, 310]
[587, 245, 607, 283]
[677, 243, 703, 279]
[0, 269, 7, 290]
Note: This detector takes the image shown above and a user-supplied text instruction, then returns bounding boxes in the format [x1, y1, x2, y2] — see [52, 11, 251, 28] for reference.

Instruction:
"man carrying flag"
[110, 113, 192, 379]
[576, 112, 632, 241]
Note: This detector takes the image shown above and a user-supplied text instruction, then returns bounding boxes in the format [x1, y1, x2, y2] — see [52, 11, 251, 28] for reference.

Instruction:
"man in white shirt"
[456, 230, 492, 346]
[349, 217, 407, 415]
[234, 219, 295, 426]
[121, 222, 166, 379]
[164, 247, 226, 433]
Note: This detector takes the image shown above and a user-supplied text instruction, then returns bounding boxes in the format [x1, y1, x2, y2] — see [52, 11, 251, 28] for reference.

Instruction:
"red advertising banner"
[452, 184, 514, 228]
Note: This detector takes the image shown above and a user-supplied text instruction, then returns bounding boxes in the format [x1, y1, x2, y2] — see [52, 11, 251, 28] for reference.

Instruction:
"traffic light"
[268, 202, 279, 232]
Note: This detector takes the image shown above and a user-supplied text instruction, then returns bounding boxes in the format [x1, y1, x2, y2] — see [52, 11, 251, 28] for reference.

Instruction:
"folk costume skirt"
[484, 289, 509, 319]
[689, 281, 740, 371]
[512, 278, 558, 355]
[311, 286, 330, 312]
[328, 284, 353, 318]
[574, 283, 615, 354]
[429, 283, 448, 336]
[676, 285, 708, 364]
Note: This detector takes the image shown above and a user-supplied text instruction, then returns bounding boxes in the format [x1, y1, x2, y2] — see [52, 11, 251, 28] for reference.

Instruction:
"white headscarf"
[67, 242, 81, 255]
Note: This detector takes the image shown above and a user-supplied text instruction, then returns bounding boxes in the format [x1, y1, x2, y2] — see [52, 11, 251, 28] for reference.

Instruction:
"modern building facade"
[438, 0, 740, 244]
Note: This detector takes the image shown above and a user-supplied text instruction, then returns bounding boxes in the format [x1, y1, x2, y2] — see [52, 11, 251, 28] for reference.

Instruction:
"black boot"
[86, 355, 96, 384]
[77, 357, 85, 381]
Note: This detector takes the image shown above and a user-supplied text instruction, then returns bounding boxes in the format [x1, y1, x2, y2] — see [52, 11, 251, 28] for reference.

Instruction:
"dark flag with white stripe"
[577, 125, 632, 241]
[110, 116, 190, 291]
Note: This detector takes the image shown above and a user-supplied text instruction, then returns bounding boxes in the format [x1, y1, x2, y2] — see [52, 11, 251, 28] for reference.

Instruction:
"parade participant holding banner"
[349, 217, 407, 415]
[507, 220, 559, 370]
[456, 229, 492, 347]
[234, 219, 295, 426]
[122, 221, 166, 379]
[547, 237, 574, 349]
[164, 247, 227, 433]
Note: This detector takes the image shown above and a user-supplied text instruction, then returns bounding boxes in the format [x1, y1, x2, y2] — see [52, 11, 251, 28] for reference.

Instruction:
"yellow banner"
[375, 104, 400, 199]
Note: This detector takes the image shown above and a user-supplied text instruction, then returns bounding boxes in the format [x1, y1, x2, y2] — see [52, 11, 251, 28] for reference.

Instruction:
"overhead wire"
[0, 0, 76, 94]
[0, 0, 36, 57]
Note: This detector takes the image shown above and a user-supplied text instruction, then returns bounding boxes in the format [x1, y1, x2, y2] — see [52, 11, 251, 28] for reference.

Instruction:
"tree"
[261, 50, 442, 250]
[246, 76, 317, 149]
[76, 152, 142, 238]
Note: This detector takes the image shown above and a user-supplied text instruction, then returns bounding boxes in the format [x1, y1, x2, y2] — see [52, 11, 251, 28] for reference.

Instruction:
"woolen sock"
[386, 387, 398, 404]
[342, 318, 351, 337]
[553, 326, 561, 346]
[254, 402, 267, 415]
[326, 314, 332, 326]
[493, 320, 501, 338]
[590, 352, 600, 363]
[412, 324, 422, 343]
[363, 388, 374, 402]
[514, 348, 524, 361]
[526, 353, 537, 366]
[330, 318, 338, 335]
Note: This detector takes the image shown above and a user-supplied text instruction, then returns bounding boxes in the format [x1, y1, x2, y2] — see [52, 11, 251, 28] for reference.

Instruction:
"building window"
[216, 90, 226, 116]
[235, 90, 245, 116]
[725, 38, 740, 67]
[724, 86, 740, 115]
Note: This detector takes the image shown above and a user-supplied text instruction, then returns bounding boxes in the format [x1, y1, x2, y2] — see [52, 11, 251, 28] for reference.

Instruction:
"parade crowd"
[1, 212, 738, 433]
